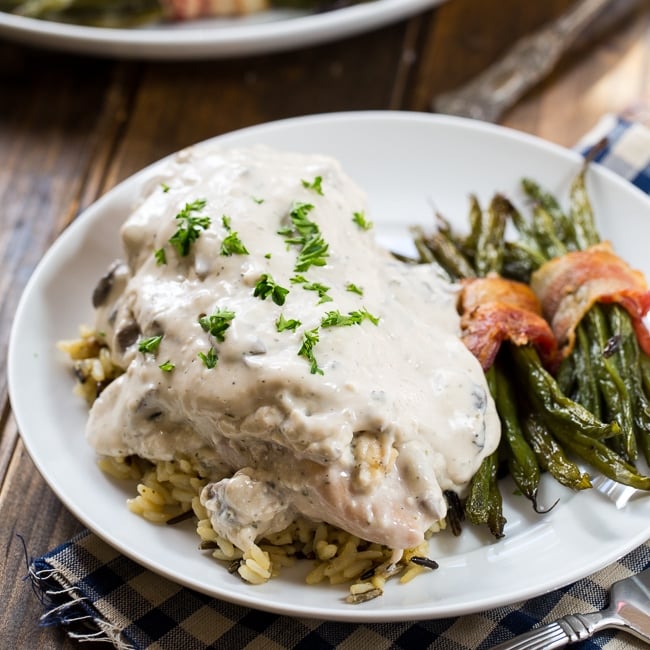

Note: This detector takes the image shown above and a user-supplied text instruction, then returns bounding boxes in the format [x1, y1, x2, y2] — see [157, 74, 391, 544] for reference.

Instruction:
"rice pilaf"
[58, 326, 442, 601]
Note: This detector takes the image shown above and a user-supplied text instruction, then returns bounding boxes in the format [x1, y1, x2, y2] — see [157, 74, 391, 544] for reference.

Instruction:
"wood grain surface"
[1, 0, 649, 646]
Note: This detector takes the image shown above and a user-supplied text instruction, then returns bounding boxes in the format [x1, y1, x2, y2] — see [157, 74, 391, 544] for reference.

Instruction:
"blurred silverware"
[491, 567, 650, 649]
[591, 474, 645, 508]
[433, 0, 615, 122]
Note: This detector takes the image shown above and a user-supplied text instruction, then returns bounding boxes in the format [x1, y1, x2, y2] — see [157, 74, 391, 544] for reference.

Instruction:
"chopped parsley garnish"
[276, 314, 302, 332]
[363, 309, 380, 325]
[320, 308, 380, 328]
[154, 247, 167, 265]
[352, 210, 373, 231]
[320, 311, 354, 328]
[253, 274, 289, 306]
[168, 199, 210, 256]
[298, 327, 323, 375]
[252, 196, 265, 204]
[291, 275, 308, 284]
[278, 201, 329, 272]
[295, 235, 329, 273]
[218, 214, 248, 255]
[301, 176, 323, 195]
[159, 360, 175, 372]
[198, 347, 218, 369]
[161, 183, 170, 193]
[302, 281, 332, 304]
[199, 308, 235, 342]
[220, 231, 249, 256]
[138, 335, 163, 354]
[346, 282, 364, 296]
[277, 202, 318, 241]
[264, 253, 272, 259]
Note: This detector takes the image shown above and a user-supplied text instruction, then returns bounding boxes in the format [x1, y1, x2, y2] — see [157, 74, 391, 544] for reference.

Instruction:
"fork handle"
[432, 0, 613, 122]
[491, 613, 611, 649]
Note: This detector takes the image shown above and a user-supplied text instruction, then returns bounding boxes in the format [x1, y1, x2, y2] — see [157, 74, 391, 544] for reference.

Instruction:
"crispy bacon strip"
[458, 275, 558, 371]
[531, 242, 650, 358]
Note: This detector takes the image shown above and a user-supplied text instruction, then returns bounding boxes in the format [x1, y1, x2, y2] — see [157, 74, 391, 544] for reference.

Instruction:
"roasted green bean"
[582, 309, 637, 461]
[551, 425, 650, 490]
[413, 166, 650, 540]
[465, 452, 505, 538]
[610, 304, 650, 464]
[492, 361, 542, 510]
[413, 228, 475, 281]
[571, 325, 602, 418]
[474, 195, 507, 277]
[569, 166, 600, 250]
[511, 345, 620, 440]
[521, 177, 578, 251]
[522, 415, 591, 491]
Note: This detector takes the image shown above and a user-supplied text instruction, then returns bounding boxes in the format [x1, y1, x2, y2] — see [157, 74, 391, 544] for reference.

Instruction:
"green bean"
[551, 424, 650, 490]
[583, 309, 637, 461]
[521, 178, 579, 254]
[465, 367, 506, 538]
[486, 474, 507, 539]
[610, 305, 650, 464]
[493, 361, 542, 510]
[412, 231, 437, 264]
[413, 172, 650, 530]
[465, 451, 506, 538]
[571, 325, 602, 419]
[641, 353, 650, 397]
[501, 241, 545, 283]
[433, 211, 453, 238]
[513, 342, 650, 489]
[475, 194, 507, 277]
[555, 353, 575, 397]
[462, 194, 483, 262]
[414, 229, 476, 281]
[530, 203, 568, 260]
[563, 167, 645, 460]
[637, 421, 650, 468]
[496, 195, 546, 282]
[569, 166, 600, 250]
[433, 212, 474, 261]
[503, 193, 532, 239]
[510, 345, 620, 440]
[464, 454, 493, 526]
[525, 172, 643, 462]
[522, 414, 591, 490]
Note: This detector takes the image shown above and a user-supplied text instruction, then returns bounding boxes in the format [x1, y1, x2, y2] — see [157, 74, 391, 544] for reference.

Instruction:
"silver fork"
[432, 0, 618, 123]
[591, 474, 642, 509]
[491, 567, 650, 649]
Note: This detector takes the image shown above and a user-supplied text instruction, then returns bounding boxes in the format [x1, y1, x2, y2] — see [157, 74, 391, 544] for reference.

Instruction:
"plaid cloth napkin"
[29, 114, 650, 650]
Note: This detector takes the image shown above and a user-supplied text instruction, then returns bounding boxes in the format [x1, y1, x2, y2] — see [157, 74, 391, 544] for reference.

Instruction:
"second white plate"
[0, 0, 443, 59]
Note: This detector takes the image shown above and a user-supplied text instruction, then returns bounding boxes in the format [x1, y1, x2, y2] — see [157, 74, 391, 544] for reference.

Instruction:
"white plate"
[0, 0, 442, 59]
[9, 111, 650, 622]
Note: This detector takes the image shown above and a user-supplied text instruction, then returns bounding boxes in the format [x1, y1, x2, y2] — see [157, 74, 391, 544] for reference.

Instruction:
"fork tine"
[591, 475, 640, 509]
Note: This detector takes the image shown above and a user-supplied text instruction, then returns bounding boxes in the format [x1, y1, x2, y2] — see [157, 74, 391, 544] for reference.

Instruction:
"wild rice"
[61, 327, 442, 599]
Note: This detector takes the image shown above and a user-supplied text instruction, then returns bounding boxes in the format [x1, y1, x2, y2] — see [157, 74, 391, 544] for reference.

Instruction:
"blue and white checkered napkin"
[29, 115, 650, 650]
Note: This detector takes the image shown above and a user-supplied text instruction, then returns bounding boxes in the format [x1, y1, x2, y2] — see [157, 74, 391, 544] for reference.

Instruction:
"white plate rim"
[8, 110, 650, 622]
[0, 0, 443, 59]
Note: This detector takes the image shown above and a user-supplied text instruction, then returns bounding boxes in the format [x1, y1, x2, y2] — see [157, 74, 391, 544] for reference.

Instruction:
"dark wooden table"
[2, 0, 649, 646]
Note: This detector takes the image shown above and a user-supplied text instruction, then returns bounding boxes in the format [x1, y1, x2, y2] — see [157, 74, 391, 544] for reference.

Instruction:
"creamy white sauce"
[87, 145, 500, 552]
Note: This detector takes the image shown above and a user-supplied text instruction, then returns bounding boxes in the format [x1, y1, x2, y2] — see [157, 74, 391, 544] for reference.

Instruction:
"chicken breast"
[87, 144, 500, 553]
